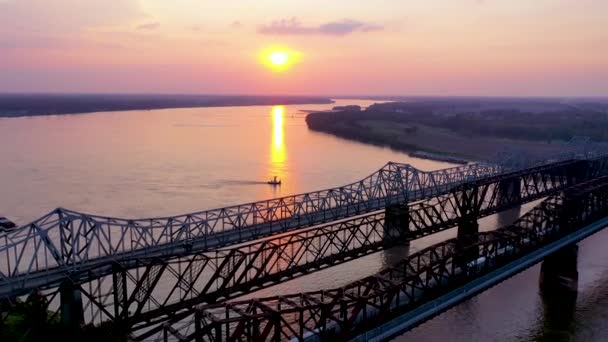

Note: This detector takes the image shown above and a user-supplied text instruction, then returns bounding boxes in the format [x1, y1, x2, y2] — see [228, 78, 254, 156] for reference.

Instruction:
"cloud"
[230, 21, 242, 29]
[258, 17, 383, 36]
[137, 22, 160, 30]
[319, 20, 383, 35]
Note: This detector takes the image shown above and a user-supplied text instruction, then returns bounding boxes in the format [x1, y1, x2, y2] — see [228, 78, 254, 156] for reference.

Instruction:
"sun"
[270, 51, 289, 66]
[260, 46, 300, 72]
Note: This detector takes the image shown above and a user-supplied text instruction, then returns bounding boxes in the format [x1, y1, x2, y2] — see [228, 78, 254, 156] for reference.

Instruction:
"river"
[0, 99, 607, 341]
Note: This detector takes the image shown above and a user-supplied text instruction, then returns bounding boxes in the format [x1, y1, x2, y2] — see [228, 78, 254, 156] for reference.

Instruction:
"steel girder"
[0, 161, 505, 284]
[69, 160, 608, 338]
[2, 157, 598, 300]
[2, 157, 606, 340]
[172, 176, 608, 342]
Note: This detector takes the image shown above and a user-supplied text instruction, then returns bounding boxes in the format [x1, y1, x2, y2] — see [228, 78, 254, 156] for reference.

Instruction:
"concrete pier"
[59, 281, 84, 329]
[384, 204, 410, 242]
[539, 245, 579, 293]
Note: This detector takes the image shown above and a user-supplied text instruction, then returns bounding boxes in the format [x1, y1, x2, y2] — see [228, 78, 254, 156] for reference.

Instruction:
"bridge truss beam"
[1, 158, 590, 299]
[1, 162, 505, 283]
[4, 158, 604, 341]
[173, 176, 608, 342]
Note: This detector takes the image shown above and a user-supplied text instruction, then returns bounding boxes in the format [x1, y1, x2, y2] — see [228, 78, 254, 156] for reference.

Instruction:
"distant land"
[0, 94, 333, 117]
[306, 97, 608, 162]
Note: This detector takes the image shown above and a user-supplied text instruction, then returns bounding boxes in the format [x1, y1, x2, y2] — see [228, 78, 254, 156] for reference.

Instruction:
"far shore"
[305, 107, 574, 163]
[0, 94, 333, 118]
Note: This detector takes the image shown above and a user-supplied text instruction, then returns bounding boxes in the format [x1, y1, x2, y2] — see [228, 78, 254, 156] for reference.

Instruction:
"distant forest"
[0, 94, 332, 117]
[308, 98, 608, 142]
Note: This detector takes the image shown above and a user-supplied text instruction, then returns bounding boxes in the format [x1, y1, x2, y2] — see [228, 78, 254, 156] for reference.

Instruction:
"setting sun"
[260, 47, 300, 72]
[270, 52, 289, 66]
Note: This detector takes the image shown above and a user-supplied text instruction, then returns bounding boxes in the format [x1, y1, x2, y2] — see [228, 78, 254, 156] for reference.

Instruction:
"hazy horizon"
[1, 92, 608, 100]
[1, 0, 607, 97]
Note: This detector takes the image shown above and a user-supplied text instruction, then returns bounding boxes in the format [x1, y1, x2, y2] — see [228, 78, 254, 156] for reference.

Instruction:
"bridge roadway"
[1, 162, 506, 295]
[166, 176, 608, 342]
[0, 159, 581, 299]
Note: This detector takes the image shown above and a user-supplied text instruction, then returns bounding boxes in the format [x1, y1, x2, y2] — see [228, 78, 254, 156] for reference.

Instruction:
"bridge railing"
[0, 162, 504, 280]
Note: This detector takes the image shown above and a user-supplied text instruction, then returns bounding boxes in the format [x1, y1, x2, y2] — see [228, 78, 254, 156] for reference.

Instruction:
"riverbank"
[409, 151, 469, 164]
[305, 108, 569, 162]
[0, 94, 333, 117]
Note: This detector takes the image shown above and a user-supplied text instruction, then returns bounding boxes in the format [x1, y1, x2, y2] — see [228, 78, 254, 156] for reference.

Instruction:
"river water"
[0, 99, 607, 341]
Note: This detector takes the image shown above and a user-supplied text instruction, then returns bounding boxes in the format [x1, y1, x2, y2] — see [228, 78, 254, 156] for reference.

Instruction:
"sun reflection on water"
[269, 106, 287, 193]
[272, 106, 286, 164]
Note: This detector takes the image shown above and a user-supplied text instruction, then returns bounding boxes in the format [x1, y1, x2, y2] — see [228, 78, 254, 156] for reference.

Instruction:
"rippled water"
[1, 99, 607, 341]
[0, 99, 453, 223]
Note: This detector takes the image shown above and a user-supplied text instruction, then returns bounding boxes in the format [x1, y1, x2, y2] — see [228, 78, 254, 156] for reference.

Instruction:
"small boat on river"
[267, 176, 282, 185]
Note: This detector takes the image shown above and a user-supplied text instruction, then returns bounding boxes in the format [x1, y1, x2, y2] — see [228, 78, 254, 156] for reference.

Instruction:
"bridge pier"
[457, 217, 479, 238]
[565, 160, 591, 185]
[453, 186, 483, 270]
[498, 178, 521, 206]
[539, 245, 579, 293]
[454, 217, 480, 272]
[588, 157, 608, 178]
[384, 204, 410, 242]
[537, 277, 577, 340]
[454, 185, 481, 240]
[59, 281, 84, 330]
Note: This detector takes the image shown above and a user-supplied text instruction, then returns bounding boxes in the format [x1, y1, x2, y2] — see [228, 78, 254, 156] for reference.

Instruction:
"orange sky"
[0, 0, 607, 96]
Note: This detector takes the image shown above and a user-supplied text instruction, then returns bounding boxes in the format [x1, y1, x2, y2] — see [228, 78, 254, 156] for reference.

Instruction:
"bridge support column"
[454, 186, 482, 270]
[384, 204, 410, 242]
[454, 216, 480, 273]
[566, 160, 590, 186]
[539, 245, 579, 294]
[588, 157, 608, 178]
[498, 178, 521, 206]
[455, 186, 480, 240]
[457, 217, 479, 238]
[60, 281, 84, 330]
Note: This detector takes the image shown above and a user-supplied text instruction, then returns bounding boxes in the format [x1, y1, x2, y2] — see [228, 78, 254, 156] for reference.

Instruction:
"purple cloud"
[258, 18, 383, 36]
[137, 22, 160, 30]
[319, 20, 383, 35]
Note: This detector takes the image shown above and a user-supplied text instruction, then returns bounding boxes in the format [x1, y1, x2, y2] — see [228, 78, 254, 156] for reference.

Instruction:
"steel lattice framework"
[4, 156, 605, 341]
[2, 149, 608, 340]
[0, 162, 505, 283]
[5, 154, 608, 300]
[169, 176, 608, 342]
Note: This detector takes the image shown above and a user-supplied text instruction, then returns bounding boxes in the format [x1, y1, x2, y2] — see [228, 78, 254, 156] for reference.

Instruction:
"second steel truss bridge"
[165, 175, 608, 342]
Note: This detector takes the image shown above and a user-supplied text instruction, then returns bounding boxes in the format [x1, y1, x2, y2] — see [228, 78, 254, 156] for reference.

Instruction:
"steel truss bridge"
[175, 176, 608, 342]
[2, 148, 608, 341]
[0, 162, 503, 287]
